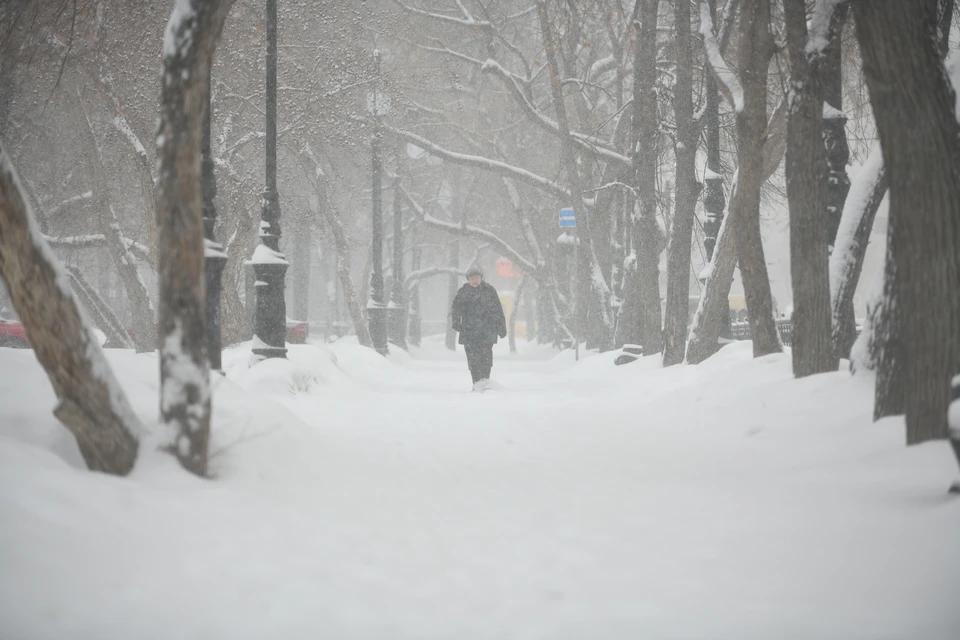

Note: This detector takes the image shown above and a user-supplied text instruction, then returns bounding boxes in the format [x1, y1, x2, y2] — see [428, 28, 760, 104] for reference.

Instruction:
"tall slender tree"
[783, 0, 838, 376]
[734, 0, 782, 358]
[663, 0, 700, 366]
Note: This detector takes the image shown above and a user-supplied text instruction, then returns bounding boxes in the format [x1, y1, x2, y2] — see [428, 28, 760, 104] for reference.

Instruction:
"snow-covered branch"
[404, 266, 465, 291]
[480, 59, 630, 170]
[385, 124, 571, 199]
[399, 184, 538, 275]
[47, 191, 92, 217]
[391, 0, 491, 28]
[43, 233, 151, 261]
[699, 0, 744, 112]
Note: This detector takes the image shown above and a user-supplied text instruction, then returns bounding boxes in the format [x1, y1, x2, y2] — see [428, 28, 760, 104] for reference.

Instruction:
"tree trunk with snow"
[822, 2, 851, 251]
[735, 0, 782, 359]
[830, 147, 886, 360]
[783, 0, 838, 377]
[854, 0, 960, 445]
[663, 0, 700, 367]
[0, 147, 141, 474]
[688, 177, 740, 365]
[156, 0, 235, 477]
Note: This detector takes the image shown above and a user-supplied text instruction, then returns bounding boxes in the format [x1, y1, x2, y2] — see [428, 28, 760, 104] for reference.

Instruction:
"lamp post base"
[367, 303, 389, 356]
[388, 303, 407, 351]
[251, 260, 288, 360]
[204, 244, 227, 371]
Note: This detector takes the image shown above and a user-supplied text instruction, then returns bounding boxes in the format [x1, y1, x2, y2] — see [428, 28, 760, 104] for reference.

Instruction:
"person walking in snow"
[451, 266, 507, 392]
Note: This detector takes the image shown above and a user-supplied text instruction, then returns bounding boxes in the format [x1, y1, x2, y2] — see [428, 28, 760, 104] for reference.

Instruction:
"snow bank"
[1, 340, 958, 638]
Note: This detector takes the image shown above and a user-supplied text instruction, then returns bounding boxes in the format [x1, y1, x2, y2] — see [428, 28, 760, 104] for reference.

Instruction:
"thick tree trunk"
[702, 0, 726, 265]
[0, 147, 141, 474]
[735, 0, 782, 358]
[156, 0, 235, 477]
[784, 0, 838, 377]
[854, 0, 960, 445]
[663, 0, 699, 366]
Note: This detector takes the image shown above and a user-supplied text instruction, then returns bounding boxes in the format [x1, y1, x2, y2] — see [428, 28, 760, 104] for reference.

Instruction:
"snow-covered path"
[1, 338, 959, 639]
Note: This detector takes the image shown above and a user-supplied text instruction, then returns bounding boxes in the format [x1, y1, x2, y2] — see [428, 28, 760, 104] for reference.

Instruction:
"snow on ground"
[0, 337, 958, 639]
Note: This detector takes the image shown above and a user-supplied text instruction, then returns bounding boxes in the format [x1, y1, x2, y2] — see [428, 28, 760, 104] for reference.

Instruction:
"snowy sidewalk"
[0, 338, 958, 639]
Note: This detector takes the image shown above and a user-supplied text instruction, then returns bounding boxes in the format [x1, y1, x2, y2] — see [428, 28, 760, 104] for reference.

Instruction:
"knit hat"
[465, 265, 483, 279]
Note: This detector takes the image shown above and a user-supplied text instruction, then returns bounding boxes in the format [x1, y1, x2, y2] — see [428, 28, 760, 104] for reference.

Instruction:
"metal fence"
[730, 319, 794, 346]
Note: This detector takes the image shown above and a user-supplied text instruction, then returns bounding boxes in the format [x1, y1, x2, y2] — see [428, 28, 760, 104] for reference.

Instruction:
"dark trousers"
[464, 342, 493, 383]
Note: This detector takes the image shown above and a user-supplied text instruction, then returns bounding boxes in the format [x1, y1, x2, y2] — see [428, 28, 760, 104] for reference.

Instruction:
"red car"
[0, 317, 28, 349]
[285, 319, 308, 344]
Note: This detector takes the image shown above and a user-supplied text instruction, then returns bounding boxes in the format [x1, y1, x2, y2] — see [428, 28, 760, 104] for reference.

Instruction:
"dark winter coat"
[451, 281, 507, 346]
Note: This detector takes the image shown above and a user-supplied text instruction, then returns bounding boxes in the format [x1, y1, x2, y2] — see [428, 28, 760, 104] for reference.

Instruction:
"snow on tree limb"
[480, 59, 631, 169]
[112, 115, 149, 168]
[385, 124, 571, 199]
[399, 184, 539, 274]
[44, 233, 151, 261]
[403, 266, 465, 291]
[391, 0, 491, 28]
[699, 0, 744, 112]
[47, 191, 92, 217]
[806, 0, 841, 58]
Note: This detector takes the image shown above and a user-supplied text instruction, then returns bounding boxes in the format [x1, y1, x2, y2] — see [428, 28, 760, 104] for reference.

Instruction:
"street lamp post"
[202, 75, 226, 371]
[367, 49, 389, 355]
[388, 179, 406, 349]
[250, 0, 288, 360]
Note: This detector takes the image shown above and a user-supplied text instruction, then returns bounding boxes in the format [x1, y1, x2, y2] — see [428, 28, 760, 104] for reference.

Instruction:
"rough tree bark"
[783, 0, 838, 376]
[156, 0, 235, 477]
[854, 0, 960, 446]
[0, 146, 141, 474]
[735, 0, 782, 358]
[663, 0, 700, 366]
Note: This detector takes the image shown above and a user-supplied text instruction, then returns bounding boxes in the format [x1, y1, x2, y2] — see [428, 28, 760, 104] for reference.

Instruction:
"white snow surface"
[0, 338, 958, 638]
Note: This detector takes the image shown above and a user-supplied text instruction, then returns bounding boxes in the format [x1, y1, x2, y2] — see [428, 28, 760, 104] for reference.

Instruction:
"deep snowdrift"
[0, 338, 957, 639]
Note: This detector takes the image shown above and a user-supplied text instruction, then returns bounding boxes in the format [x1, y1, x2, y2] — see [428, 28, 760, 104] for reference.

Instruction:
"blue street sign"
[559, 208, 576, 228]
